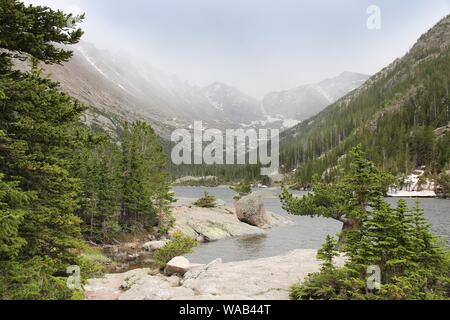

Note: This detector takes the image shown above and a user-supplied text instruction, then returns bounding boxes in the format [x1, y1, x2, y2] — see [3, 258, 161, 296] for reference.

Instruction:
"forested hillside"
[280, 15, 450, 189]
[0, 0, 171, 299]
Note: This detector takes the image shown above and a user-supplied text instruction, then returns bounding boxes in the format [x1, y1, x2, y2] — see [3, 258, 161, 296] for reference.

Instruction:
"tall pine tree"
[0, 0, 85, 299]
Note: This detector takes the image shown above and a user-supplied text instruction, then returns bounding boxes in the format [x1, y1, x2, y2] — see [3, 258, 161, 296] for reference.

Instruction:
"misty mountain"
[39, 42, 222, 137]
[203, 82, 265, 124]
[30, 42, 370, 138]
[262, 72, 370, 121]
[35, 42, 272, 137]
[279, 14, 450, 184]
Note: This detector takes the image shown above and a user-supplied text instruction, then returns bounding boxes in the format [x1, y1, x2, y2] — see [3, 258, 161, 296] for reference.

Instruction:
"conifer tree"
[193, 192, 217, 208]
[73, 133, 122, 242]
[121, 121, 169, 231]
[290, 148, 450, 300]
[317, 235, 339, 271]
[0, 0, 86, 299]
[281, 145, 394, 243]
[230, 180, 252, 200]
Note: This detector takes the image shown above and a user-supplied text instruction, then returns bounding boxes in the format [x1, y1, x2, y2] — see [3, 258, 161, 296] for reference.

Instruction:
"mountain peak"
[203, 82, 264, 123]
[262, 72, 370, 121]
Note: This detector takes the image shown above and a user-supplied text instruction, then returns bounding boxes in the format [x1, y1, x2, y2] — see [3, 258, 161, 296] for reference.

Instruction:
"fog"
[24, 0, 450, 98]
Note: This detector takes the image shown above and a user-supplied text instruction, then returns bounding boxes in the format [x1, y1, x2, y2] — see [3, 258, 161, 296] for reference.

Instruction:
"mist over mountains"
[35, 41, 369, 137]
[262, 72, 369, 120]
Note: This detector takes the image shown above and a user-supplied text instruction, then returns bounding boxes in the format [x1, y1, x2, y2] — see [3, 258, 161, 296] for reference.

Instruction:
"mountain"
[35, 42, 280, 136]
[13, 41, 373, 139]
[280, 15, 450, 186]
[37, 42, 231, 138]
[25, 42, 370, 138]
[203, 82, 265, 124]
[262, 72, 370, 121]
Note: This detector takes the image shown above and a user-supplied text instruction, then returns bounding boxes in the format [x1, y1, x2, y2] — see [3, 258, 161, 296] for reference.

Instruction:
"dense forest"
[279, 16, 450, 191]
[0, 0, 171, 299]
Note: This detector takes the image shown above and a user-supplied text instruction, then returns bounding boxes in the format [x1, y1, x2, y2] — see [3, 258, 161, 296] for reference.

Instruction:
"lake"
[172, 186, 450, 264]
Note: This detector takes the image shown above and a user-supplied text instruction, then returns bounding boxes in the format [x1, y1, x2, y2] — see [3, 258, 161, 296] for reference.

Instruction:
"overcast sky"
[25, 0, 450, 98]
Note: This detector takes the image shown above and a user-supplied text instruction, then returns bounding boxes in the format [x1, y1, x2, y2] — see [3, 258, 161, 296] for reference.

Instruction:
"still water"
[172, 187, 450, 264]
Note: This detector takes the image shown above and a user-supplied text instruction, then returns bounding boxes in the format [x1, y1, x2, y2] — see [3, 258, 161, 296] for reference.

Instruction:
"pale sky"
[25, 0, 450, 98]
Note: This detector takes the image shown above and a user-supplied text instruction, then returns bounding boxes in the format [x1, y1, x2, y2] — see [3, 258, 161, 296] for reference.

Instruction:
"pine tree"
[409, 202, 444, 268]
[436, 172, 450, 199]
[317, 235, 339, 271]
[0, 0, 84, 64]
[0, 0, 85, 299]
[0, 171, 29, 261]
[281, 145, 394, 243]
[193, 192, 217, 208]
[73, 133, 122, 242]
[121, 121, 169, 231]
[290, 149, 450, 300]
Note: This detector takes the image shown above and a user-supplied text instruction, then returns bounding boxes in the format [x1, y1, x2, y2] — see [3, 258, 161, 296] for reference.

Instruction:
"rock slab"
[85, 250, 346, 300]
[171, 206, 266, 241]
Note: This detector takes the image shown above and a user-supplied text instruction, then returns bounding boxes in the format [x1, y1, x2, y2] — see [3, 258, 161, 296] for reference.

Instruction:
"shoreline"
[85, 249, 345, 300]
[95, 195, 293, 273]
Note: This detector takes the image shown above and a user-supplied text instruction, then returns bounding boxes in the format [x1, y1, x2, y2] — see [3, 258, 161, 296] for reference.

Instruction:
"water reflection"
[235, 234, 268, 258]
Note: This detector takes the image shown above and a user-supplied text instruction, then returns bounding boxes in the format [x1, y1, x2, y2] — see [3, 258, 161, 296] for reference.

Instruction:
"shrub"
[193, 192, 217, 208]
[436, 173, 450, 199]
[230, 181, 252, 198]
[154, 232, 197, 266]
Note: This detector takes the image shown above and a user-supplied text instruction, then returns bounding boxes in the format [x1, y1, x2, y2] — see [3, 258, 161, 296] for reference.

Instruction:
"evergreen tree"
[281, 145, 393, 243]
[0, 0, 83, 64]
[317, 235, 339, 271]
[0, 170, 29, 261]
[193, 192, 217, 208]
[121, 121, 169, 231]
[290, 149, 450, 300]
[0, 0, 85, 299]
[73, 133, 122, 242]
[436, 172, 450, 199]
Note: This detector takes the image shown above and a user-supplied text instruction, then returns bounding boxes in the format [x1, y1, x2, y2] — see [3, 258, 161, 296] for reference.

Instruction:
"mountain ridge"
[279, 14, 450, 186]
[21, 41, 370, 138]
[262, 72, 369, 121]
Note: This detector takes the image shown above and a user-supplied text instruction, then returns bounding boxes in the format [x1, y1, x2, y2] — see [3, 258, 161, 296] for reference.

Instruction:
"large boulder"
[165, 256, 191, 276]
[234, 193, 269, 227]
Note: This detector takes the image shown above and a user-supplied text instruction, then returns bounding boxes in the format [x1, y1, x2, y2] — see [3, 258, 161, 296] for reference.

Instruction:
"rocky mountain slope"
[40, 42, 221, 137]
[203, 82, 265, 124]
[263, 72, 369, 121]
[280, 15, 450, 184]
[31, 41, 369, 138]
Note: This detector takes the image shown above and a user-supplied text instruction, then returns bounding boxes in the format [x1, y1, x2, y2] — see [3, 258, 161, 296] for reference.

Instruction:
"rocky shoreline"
[85, 249, 346, 300]
[171, 197, 292, 242]
[84, 195, 299, 300]
[91, 195, 293, 278]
